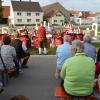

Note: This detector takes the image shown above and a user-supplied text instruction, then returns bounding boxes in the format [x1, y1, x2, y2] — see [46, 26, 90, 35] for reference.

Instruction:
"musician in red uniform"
[37, 22, 48, 54]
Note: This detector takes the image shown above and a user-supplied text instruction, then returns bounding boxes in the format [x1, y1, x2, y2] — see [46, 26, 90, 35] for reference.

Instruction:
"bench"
[55, 87, 96, 100]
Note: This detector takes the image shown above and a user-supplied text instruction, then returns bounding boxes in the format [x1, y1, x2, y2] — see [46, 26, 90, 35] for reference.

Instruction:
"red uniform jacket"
[38, 26, 46, 38]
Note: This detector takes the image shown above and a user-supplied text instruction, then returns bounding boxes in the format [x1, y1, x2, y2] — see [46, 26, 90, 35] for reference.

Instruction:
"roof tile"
[11, 1, 43, 12]
[42, 2, 70, 19]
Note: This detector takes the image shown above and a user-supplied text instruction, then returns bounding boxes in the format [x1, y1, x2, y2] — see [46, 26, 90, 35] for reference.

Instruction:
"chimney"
[20, 0, 21, 1]
[29, 0, 31, 2]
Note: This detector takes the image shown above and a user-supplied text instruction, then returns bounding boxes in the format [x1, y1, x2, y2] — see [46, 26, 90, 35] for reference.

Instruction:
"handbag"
[7, 67, 16, 76]
[0, 54, 16, 77]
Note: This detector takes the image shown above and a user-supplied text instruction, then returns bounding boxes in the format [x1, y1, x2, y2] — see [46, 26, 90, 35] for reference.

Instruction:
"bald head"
[72, 39, 84, 53]
[83, 35, 92, 43]
[63, 35, 71, 43]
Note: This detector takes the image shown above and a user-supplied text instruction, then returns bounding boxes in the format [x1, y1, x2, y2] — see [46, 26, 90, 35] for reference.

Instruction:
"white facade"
[81, 18, 93, 25]
[9, 4, 43, 25]
[74, 18, 81, 25]
[13, 11, 43, 25]
[74, 17, 93, 25]
[95, 14, 100, 24]
[9, 4, 14, 25]
[49, 12, 65, 25]
[70, 11, 93, 25]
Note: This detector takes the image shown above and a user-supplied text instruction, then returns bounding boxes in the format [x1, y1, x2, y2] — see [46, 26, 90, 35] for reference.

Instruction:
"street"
[0, 55, 100, 100]
[0, 55, 59, 100]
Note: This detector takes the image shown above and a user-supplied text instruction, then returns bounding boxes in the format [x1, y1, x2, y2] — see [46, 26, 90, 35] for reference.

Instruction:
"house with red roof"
[68, 10, 100, 25]
[2, 6, 10, 24]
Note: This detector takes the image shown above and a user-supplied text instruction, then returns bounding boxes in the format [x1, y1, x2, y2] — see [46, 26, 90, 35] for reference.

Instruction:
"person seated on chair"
[96, 48, 100, 91]
[96, 60, 100, 78]
[55, 35, 72, 79]
[98, 74, 100, 92]
[12, 33, 30, 68]
[60, 39, 95, 96]
[97, 48, 100, 63]
[83, 34, 96, 62]
[96, 48, 100, 77]
[1, 35, 17, 75]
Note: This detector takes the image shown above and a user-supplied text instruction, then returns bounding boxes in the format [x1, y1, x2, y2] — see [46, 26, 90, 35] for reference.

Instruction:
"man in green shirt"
[60, 39, 95, 96]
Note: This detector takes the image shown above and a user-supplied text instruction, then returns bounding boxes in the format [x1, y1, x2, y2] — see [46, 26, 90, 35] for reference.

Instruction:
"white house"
[95, 13, 100, 24]
[48, 11, 65, 26]
[42, 2, 70, 26]
[68, 10, 81, 23]
[9, 0, 43, 26]
[73, 11, 93, 25]
[69, 10, 100, 25]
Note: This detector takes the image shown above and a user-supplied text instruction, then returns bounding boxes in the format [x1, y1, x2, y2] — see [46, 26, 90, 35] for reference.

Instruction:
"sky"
[2, 0, 100, 12]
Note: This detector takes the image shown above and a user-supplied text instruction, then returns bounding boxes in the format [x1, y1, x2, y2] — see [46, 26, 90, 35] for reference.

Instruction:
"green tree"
[0, 0, 3, 23]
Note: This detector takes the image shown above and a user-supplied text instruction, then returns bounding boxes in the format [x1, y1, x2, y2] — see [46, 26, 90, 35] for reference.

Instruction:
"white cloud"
[3, 0, 100, 12]
[35, 0, 100, 12]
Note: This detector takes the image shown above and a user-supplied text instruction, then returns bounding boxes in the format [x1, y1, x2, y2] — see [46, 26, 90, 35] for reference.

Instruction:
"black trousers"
[17, 52, 30, 66]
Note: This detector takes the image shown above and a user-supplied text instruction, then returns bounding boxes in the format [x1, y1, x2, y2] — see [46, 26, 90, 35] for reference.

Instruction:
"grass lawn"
[28, 42, 100, 55]
[28, 47, 56, 55]
[92, 42, 100, 52]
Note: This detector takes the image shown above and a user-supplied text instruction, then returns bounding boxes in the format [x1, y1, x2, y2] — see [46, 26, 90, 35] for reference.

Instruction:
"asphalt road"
[0, 55, 60, 100]
[0, 55, 100, 100]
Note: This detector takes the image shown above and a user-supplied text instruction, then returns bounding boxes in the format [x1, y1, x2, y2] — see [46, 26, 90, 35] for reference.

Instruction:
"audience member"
[96, 48, 100, 91]
[98, 74, 100, 92]
[12, 33, 30, 68]
[1, 35, 17, 74]
[96, 60, 100, 78]
[55, 36, 72, 79]
[97, 48, 100, 63]
[60, 40, 95, 96]
[83, 35, 96, 61]
[37, 22, 47, 55]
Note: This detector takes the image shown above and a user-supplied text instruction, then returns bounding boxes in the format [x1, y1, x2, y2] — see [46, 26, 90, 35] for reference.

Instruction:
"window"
[17, 19, 22, 22]
[27, 12, 31, 16]
[98, 17, 100, 19]
[56, 14, 61, 16]
[77, 19, 80, 22]
[36, 19, 40, 22]
[36, 13, 40, 16]
[54, 20, 57, 22]
[17, 12, 21, 16]
[27, 19, 31, 22]
[60, 20, 63, 22]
